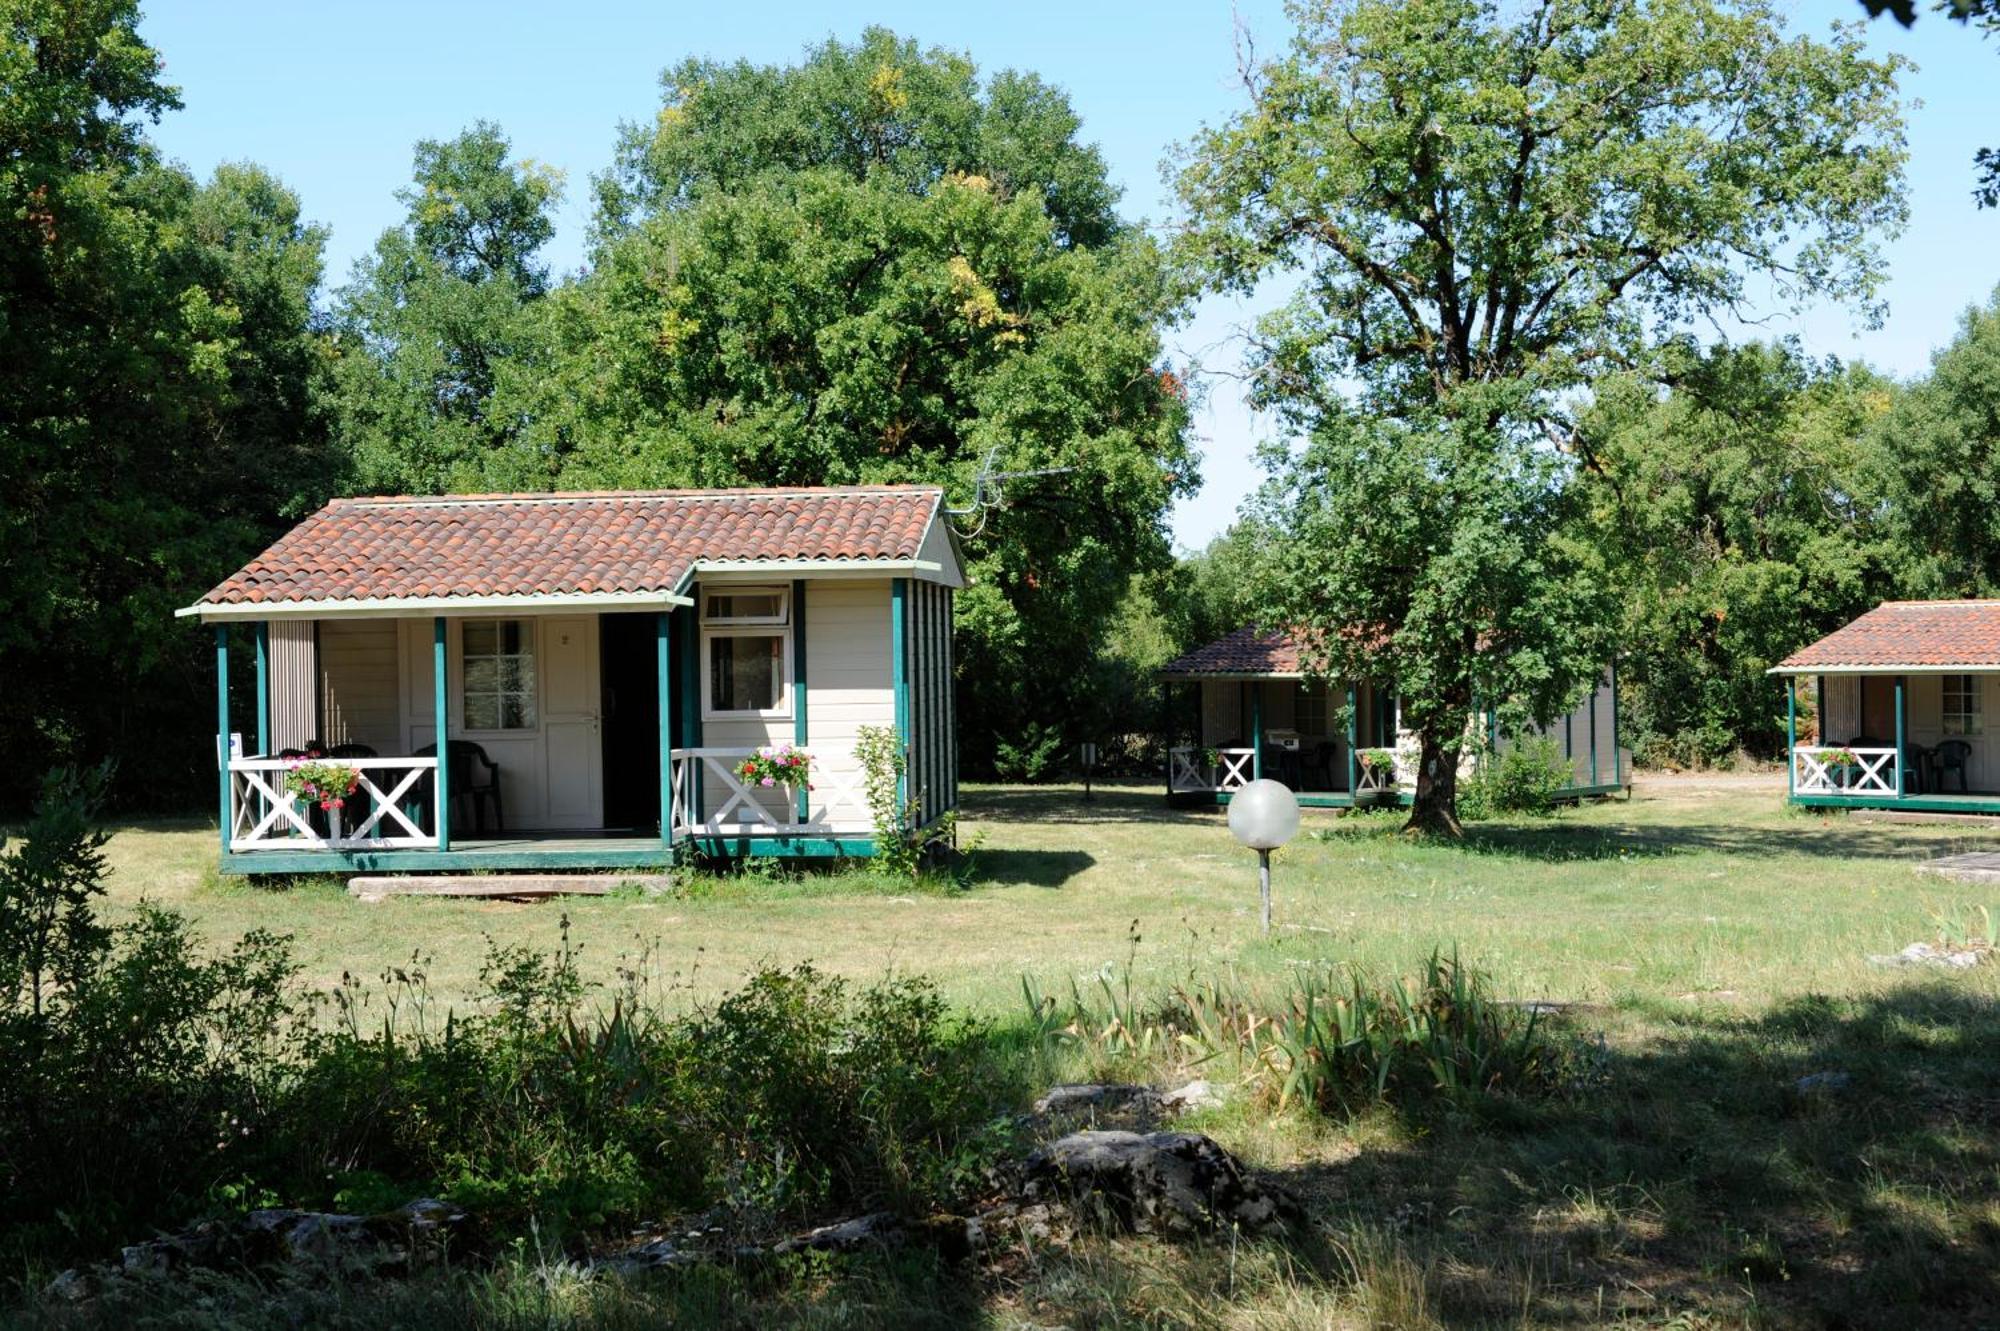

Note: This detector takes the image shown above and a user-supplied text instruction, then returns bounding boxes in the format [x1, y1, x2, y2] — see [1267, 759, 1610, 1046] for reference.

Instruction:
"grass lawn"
[74, 775, 2000, 1326]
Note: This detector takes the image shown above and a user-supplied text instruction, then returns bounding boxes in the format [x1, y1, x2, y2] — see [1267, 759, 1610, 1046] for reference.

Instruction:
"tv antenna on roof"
[946, 445, 1076, 540]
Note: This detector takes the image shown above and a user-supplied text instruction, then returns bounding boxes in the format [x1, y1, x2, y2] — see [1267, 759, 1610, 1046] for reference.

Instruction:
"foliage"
[331, 121, 564, 495]
[0, 764, 113, 1021]
[281, 758, 360, 811]
[1358, 749, 1397, 779]
[1028, 949, 1576, 1115]
[853, 725, 955, 877]
[734, 743, 813, 793]
[1175, 0, 1908, 827]
[0, 2, 338, 810]
[1463, 734, 1571, 818]
[1580, 340, 1899, 761]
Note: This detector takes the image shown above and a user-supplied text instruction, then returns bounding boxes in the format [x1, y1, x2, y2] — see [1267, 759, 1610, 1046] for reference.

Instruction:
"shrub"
[1462, 734, 1571, 817]
[854, 725, 957, 879]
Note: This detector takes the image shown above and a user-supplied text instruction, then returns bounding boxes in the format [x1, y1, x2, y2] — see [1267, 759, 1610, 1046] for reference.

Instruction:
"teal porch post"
[657, 611, 673, 848]
[1346, 686, 1358, 794]
[891, 579, 909, 809]
[215, 625, 231, 853]
[1786, 675, 1797, 799]
[253, 621, 270, 756]
[794, 579, 809, 823]
[1895, 675, 1907, 798]
[1588, 674, 1599, 787]
[1250, 683, 1263, 780]
[433, 616, 450, 852]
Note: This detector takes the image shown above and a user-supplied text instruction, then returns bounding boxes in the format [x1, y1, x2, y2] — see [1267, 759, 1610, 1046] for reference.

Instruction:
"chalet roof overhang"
[1768, 601, 2000, 675]
[177, 486, 960, 624]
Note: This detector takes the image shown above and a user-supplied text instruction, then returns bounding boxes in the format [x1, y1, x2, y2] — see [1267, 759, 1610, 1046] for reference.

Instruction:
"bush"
[1462, 734, 1571, 818]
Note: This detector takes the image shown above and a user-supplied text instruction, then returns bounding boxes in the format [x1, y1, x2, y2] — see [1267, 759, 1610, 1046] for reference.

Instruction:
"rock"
[771, 1211, 906, 1257]
[1795, 1070, 1852, 1095]
[1867, 942, 1984, 969]
[1028, 1083, 1167, 1132]
[110, 1198, 470, 1282]
[1161, 1080, 1224, 1114]
[1016, 1130, 1297, 1237]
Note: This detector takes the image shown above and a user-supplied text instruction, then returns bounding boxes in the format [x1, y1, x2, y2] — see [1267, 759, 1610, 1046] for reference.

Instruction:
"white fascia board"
[685, 558, 946, 581]
[1159, 672, 1307, 682]
[1764, 664, 2000, 675]
[178, 589, 695, 622]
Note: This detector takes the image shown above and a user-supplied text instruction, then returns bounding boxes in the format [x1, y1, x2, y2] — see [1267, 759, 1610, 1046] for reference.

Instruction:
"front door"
[1861, 677, 1895, 744]
[598, 613, 662, 831]
[541, 616, 603, 828]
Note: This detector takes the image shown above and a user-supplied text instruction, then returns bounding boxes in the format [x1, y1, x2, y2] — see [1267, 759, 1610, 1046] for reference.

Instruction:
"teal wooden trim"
[215, 626, 231, 853]
[678, 599, 702, 819]
[891, 578, 910, 808]
[1792, 792, 2000, 814]
[1786, 676, 1797, 799]
[657, 612, 673, 845]
[1896, 675, 1907, 797]
[944, 588, 958, 812]
[1250, 683, 1264, 779]
[683, 835, 877, 859]
[793, 578, 809, 822]
[1345, 685, 1358, 793]
[1588, 675, 1599, 787]
[1610, 660, 1623, 785]
[433, 616, 450, 853]
[253, 621, 269, 756]
[222, 846, 682, 875]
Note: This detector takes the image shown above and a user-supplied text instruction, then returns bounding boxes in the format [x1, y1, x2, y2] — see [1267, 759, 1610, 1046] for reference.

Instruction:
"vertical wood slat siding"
[943, 587, 957, 813]
[267, 619, 318, 752]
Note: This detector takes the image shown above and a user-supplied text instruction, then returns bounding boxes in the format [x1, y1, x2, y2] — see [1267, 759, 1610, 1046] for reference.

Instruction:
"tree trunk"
[1404, 729, 1463, 837]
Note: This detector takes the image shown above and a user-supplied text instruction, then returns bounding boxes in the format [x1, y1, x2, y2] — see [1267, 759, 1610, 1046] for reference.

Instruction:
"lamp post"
[1228, 778, 1301, 936]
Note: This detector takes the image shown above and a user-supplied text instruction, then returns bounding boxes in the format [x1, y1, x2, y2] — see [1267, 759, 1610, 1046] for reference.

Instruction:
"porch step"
[1915, 852, 2000, 883]
[347, 872, 674, 902]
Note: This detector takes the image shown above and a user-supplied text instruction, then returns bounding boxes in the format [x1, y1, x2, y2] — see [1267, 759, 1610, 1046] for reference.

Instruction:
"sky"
[139, 1, 1999, 549]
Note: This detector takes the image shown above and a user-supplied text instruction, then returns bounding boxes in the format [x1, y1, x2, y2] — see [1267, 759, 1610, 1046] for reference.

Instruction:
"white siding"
[318, 620, 400, 754]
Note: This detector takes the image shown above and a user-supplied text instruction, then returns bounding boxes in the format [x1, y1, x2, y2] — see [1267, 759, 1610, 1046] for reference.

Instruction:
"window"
[1295, 685, 1327, 736]
[702, 587, 791, 717]
[1945, 675, 1984, 736]
[461, 619, 537, 730]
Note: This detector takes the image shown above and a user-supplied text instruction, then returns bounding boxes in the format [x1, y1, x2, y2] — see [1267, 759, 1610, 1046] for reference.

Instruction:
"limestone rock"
[1016, 1129, 1297, 1236]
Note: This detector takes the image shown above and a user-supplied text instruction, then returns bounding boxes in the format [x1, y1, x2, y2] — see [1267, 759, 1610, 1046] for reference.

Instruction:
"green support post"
[1895, 675, 1906, 799]
[1786, 675, 1797, 799]
[891, 579, 909, 809]
[657, 611, 673, 847]
[1346, 685, 1358, 794]
[433, 616, 450, 853]
[253, 621, 270, 756]
[215, 625, 231, 853]
[1610, 661, 1624, 787]
[1588, 674, 1599, 787]
[1250, 683, 1263, 780]
[794, 579, 809, 823]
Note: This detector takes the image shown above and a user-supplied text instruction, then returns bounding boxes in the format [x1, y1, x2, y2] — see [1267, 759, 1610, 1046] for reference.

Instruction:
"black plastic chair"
[415, 740, 504, 833]
[1936, 739, 1972, 794]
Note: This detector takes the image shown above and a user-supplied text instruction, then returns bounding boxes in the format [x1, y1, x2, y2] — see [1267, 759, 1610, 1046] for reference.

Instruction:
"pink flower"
[760, 776, 775, 787]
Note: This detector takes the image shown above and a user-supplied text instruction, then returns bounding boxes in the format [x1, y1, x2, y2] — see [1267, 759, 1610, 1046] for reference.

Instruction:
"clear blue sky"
[140, 1, 1998, 547]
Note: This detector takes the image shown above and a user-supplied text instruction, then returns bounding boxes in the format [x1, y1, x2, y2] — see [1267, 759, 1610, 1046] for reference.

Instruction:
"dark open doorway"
[599, 613, 662, 832]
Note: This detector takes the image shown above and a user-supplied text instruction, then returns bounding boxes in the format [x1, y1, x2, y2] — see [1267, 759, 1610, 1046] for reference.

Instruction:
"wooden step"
[347, 873, 673, 901]
[1914, 852, 2000, 883]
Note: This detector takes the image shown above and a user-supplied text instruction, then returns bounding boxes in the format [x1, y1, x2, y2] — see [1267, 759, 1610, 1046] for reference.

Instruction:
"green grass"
[102, 775, 2000, 1016]
[49, 774, 2000, 1326]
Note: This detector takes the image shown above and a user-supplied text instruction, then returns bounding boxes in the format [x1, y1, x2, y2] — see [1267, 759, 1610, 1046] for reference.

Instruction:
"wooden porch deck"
[220, 830, 877, 875]
[1791, 791, 2000, 815]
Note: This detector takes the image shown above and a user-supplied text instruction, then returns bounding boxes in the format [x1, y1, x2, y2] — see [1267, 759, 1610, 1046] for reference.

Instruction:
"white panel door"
[541, 617, 603, 828]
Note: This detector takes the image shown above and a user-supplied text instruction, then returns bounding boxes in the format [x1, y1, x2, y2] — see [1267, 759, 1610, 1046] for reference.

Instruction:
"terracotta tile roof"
[1778, 601, 2000, 670]
[197, 486, 943, 607]
[1161, 626, 1306, 677]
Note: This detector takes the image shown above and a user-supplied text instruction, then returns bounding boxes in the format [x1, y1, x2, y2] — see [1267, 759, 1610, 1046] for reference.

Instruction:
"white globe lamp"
[1228, 779, 1301, 934]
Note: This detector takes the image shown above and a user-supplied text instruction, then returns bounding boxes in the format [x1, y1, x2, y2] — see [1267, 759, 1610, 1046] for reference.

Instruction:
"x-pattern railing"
[1168, 746, 1255, 793]
[1793, 745, 1899, 796]
[670, 748, 872, 837]
[228, 756, 439, 850]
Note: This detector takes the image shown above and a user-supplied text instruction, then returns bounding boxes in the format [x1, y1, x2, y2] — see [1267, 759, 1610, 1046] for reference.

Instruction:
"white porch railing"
[1356, 760, 1400, 796]
[1793, 745, 1900, 796]
[669, 747, 873, 838]
[1168, 746, 1255, 794]
[227, 755, 440, 850]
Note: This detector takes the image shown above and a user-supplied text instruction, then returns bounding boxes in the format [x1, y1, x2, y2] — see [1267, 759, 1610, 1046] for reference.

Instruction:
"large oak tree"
[1176, 0, 1908, 831]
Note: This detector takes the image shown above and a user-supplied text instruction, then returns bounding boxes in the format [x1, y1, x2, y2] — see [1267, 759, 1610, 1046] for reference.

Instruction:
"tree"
[0, 1, 334, 809]
[332, 121, 563, 493]
[505, 31, 1194, 776]
[1875, 290, 2000, 593]
[1175, 0, 1907, 832]
[1579, 341, 1899, 764]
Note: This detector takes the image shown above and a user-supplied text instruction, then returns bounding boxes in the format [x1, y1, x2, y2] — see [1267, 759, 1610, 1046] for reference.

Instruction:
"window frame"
[1943, 674, 1985, 737]
[700, 587, 794, 720]
[458, 617, 540, 734]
